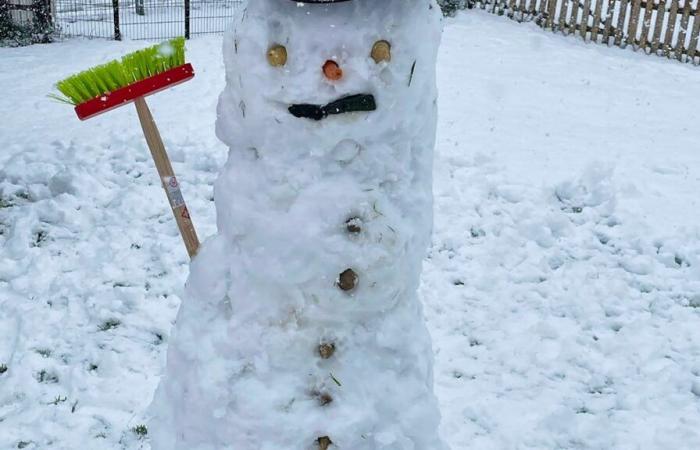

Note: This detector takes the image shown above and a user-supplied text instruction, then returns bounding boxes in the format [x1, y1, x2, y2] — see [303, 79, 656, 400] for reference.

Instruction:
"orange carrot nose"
[323, 60, 343, 81]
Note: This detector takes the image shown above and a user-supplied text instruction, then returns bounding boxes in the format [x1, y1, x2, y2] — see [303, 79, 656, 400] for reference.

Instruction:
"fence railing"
[54, 0, 241, 40]
[474, 0, 700, 65]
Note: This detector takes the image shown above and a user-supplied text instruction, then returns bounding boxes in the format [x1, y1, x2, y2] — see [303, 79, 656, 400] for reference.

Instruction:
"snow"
[1, 9, 700, 450]
[149, 1, 446, 448]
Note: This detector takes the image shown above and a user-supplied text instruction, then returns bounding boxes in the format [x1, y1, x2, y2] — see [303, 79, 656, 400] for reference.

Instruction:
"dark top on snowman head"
[288, 0, 351, 2]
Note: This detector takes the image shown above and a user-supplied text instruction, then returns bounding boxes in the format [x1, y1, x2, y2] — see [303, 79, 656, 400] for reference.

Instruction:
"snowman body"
[149, 1, 445, 449]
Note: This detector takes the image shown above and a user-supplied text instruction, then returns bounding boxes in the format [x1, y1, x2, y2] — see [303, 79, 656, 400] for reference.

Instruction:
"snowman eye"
[267, 44, 288, 67]
[371, 40, 391, 64]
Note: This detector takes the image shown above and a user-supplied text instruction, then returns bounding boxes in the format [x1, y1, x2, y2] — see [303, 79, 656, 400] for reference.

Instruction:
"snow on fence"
[474, 0, 700, 64]
[54, 0, 241, 40]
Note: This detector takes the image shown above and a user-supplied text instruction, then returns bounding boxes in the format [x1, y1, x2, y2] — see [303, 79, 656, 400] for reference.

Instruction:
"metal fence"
[54, 0, 241, 40]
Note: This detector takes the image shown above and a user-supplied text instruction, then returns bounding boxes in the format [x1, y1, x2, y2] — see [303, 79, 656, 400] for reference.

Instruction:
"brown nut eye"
[267, 44, 287, 67]
[371, 40, 391, 63]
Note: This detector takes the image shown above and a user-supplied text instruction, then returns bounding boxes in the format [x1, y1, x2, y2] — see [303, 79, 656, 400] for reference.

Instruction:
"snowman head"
[218, 0, 441, 141]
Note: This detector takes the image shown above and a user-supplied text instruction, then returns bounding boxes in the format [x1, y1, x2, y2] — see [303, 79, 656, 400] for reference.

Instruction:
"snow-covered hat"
[290, 0, 351, 3]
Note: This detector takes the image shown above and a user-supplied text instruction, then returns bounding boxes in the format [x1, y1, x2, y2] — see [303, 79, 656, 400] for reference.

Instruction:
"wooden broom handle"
[134, 97, 200, 259]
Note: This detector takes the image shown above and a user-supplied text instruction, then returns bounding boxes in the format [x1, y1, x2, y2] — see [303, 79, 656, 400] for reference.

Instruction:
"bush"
[0, 2, 54, 47]
[438, 0, 470, 16]
[1, 22, 54, 47]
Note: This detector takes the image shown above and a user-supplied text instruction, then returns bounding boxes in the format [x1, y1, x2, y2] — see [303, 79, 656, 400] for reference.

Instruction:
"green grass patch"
[99, 318, 121, 332]
[36, 369, 59, 384]
[34, 348, 52, 358]
[50, 395, 67, 406]
[51, 37, 186, 105]
[132, 424, 148, 438]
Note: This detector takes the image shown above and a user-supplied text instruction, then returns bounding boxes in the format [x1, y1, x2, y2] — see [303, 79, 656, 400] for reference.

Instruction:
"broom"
[51, 37, 200, 259]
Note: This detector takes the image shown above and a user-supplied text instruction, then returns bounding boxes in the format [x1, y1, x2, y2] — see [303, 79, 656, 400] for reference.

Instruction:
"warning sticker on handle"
[164, 176, 185, 209]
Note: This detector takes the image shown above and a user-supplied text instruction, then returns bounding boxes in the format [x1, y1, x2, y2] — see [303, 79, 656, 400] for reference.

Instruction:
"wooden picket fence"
[471, 0, 700, 64]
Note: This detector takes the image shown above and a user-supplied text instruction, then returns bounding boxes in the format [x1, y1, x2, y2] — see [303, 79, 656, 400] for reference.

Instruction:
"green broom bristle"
[51, 37, 186, 105]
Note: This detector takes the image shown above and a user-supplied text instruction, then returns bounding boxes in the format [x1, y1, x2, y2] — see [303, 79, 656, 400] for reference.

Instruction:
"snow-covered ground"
[1, 10, 700, 450]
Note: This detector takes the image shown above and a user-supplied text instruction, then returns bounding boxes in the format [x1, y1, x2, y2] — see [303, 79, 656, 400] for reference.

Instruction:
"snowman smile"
[288, 93, 376, 121]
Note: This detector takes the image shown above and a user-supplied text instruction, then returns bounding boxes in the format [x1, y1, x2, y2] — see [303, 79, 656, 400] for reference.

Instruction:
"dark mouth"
[288, 94, 376, 121]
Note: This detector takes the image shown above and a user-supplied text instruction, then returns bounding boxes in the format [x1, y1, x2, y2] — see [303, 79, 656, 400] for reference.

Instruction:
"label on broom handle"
[164, 176, 186, 209]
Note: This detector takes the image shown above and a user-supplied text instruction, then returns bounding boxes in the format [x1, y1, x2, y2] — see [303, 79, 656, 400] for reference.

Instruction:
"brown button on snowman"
[149, 1, 447, 449]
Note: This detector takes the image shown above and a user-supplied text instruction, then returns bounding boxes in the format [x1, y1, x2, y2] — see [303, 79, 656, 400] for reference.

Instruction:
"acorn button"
[346, 217, 362, 234]
[319, 343, 336, 359]
[337, 269, 358, 291]
[318, 436, 333, 450]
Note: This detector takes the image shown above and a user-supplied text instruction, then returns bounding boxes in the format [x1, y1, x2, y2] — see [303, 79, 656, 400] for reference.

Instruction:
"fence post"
[112, 0, 121, 40]
[663, 0, 679, 56]
[614, 0, 629, 46]
[538, 0, 550, 26]
[639, 0, 654, 51]
[580, 0, 592, 40]
[675, 0, 691, 61]
[591, 0, 603, 42]
[627, 0, 641, 47]
[184, 0, 190, 39]
[546, 0, 557, 29]
[650, 0, 666, 54]
[568, 0, 579, 35]
[136, 0, 145, 16]
[603, 0, 614, 43]
[688, 7, 700, 64]
[37, 0, 53, 41]
[0, 0, 10, 40]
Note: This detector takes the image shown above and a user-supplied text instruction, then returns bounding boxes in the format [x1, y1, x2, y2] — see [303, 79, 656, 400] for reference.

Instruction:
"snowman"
[149, 0, 446, 449]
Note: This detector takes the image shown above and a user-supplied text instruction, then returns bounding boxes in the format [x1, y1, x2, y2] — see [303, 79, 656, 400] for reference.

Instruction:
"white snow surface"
[149, 1, 445, 449]
[1, 10, 700, 450]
